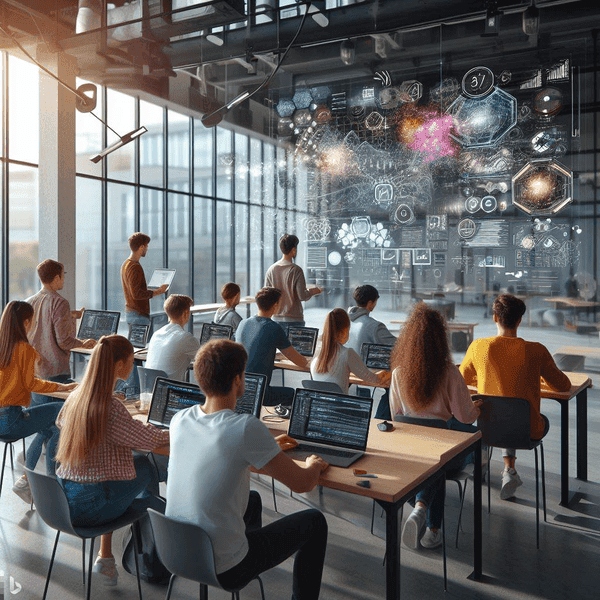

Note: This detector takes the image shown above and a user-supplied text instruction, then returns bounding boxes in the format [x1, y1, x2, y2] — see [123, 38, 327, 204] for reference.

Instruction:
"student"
[145, 294, 200, 381]
[460, 294, 570, 500]
[26, 259, 96, 406]
[166, 339, 329, 600]
[390, 303, 480, 550]
[0, 301, 77, 504]
[346, 285, 396, 419]
[264, 234, 321, 330]
[311, 308, 389, 394]
[55, 335, 169, 586]
[214, 282, 243, 333]
[235, 287, 308, 406]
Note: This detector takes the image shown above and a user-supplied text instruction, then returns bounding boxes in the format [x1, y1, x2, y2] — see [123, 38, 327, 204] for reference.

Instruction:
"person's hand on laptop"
[81, 339, 97, 349]
[306, 454, 329, 474]
[71, 307, 85, 320]
[153, 284, 169, 296]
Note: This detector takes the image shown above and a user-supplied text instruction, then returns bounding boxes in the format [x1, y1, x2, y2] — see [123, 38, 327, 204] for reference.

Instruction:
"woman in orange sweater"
[460, 294, 571, 500]
[0, 301, 77, 503]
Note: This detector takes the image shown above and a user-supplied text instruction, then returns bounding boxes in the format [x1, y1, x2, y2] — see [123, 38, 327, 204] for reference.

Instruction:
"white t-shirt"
[166, 406, 280, 573]
[145, 323, 200, 381]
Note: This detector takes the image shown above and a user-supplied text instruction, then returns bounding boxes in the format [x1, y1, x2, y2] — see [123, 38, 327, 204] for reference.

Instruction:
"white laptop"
[147, 268, 176, 291]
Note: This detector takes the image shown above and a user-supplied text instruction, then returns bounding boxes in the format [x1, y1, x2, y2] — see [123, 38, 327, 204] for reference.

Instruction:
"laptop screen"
[128, 323, 149, 348]
[77, 310, 120, 341]
[199, 323, 234, 346]
[235, 372, 267, 418]
[287, 327, 319, 357]
[148, 378, 205, 428]
[288, 389, 373, 451]
[147, 268, 176, 290]
[362, 343, 393, 370]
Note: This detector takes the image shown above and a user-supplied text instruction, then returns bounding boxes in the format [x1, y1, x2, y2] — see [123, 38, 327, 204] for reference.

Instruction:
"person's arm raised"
[280, 345, 309, 368]
[259, 450, 328, 493]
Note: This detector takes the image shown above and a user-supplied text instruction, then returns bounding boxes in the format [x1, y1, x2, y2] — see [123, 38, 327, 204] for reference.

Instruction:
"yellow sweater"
[0, 342, 60, 408]
[460, 336, 571, 439]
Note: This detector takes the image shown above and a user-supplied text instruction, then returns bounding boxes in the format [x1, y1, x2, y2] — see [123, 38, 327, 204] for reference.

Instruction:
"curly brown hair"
[389, 302, 451, 410]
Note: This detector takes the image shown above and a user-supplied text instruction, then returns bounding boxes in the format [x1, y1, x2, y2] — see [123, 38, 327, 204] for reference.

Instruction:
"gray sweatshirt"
[345, 306, 396, 356]
[213, 307, 242, 333]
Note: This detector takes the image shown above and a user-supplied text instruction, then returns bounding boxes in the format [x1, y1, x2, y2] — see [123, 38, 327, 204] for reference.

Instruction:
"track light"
[340, 39, 356, 66]
[90, 126, 148, 163]
[522, 1, 540, 36]
[482, 1, 501, 37]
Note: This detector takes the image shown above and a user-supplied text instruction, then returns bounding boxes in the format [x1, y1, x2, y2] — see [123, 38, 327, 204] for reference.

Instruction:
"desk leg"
[468, 439, 482, 581]
[559, 400, 570, 507]
[576, 388, 588, 481]
[376, 500, 401, 600]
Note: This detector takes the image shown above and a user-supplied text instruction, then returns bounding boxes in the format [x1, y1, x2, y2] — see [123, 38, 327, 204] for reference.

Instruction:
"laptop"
[287, 326, 319, 357]
[77, 309, 120, 341]
[235, 372, 268, 418]
[147, 268, 176, 291]
[128, 323, 150, 349]
[285, 388, 373, 467]
[361, 343, 393, 370]
[199, 322, 234, 346]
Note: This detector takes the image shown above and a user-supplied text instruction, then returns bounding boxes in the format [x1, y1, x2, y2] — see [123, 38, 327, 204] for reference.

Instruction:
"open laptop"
[128, 323, 150, 349]
[235, 372, 268, 418]
[147, 268, 176, 291]
[287, 326, 319, 357]
[199, 322, 234, 346]
[77, 309, 120, 341]
[361, 343, 393, 370]
[285, 388, 373, 467]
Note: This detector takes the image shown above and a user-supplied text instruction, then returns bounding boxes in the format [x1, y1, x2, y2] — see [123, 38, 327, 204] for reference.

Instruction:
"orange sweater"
[460, 336, 571, 439]
[121, 258, 153, 317]
[0, 342, 60, 408]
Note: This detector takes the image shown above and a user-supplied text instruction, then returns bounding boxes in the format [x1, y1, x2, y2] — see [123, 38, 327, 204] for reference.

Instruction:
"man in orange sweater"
[460, 294, 571, 500]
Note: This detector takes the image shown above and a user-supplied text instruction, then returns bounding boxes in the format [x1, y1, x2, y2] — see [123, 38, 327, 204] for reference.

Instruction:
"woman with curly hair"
[389, 302, 480, 550]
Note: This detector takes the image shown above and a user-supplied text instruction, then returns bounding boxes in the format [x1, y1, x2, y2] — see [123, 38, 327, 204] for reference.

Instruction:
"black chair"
[0, 435, 26, 499]
[148, 508, 265, 600]
[300, 379, 343, 394]
[472, 394, 547, 549]
[25, 467, 145, 600]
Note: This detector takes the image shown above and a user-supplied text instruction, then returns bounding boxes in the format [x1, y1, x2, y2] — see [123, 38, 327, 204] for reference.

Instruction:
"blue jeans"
[31, 373, 73, 407]
[0, 403, 63, 475]
[117, 311, 152, 397]
[59, 454, 164, 527]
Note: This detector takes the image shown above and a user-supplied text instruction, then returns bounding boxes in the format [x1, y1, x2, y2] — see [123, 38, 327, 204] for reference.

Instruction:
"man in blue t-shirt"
[236, 287, 308, 406]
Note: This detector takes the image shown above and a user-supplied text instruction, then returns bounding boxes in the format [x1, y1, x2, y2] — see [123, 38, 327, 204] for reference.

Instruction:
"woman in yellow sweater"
[0, 301, 77, 503]
[460, 294, 571, 500]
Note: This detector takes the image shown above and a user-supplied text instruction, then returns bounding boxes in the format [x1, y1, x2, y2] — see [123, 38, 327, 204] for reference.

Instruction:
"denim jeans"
[117, 311, 152, 397]
[218, 492, 328, 600]
[59, 454, 164, 526]
[31, 373, 73, 407]
[0, 403, 63, 475]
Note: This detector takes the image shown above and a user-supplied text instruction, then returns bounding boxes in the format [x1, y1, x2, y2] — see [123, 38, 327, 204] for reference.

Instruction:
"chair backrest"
[472, 394, 533, 449]
[301, 379, 343, 394]
[24, 468, 78, 536]
[393, 414, 449, 430]
[138, 367, 169, 396]
[147, 509, 221, 588]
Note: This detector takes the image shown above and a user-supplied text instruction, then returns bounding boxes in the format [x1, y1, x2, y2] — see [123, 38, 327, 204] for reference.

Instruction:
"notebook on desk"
[199, 322, 234, 346]
[361, 343, 393, 370]
[147, 268, 176, 291]
[285, 388, 373, 467]
[287, 326, 319, 357]
[77, 309, 120, 341]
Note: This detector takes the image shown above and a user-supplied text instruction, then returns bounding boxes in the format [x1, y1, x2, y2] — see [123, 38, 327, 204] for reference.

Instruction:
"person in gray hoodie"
[213, 282, 243, 333]
[346, 285, 396, 420]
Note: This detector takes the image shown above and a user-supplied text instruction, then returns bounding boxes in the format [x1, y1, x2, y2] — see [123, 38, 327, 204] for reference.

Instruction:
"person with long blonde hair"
[389, 302, 480, 550]
[310, 308, 389, 394]
[0, 301, 77, 504]
[56, 335, 169, 586]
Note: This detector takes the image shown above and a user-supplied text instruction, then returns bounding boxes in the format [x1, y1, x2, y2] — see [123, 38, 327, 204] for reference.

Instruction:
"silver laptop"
[128, 323, 150, 349]
[287, 326, 319, 357]
[361, 343, 393, 370]
[147, 268, 176, 291]
[147, 378, 204, 429]
[77, 309, 120, 341]
[199, 322, 234, 346]
[286, 388, 373, 467]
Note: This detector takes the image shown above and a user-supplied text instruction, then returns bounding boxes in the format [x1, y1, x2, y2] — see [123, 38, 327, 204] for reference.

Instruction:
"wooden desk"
[543, 296, 600, 308]
[391, 320, 478, 351]
[556, 345, 600, 361]
[190, 296, 255, 315]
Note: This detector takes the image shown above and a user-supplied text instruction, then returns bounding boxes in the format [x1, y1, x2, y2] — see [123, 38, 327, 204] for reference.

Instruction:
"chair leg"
[487, 448, 492, 514]
[199, 583, 208, 600]
[534, 448, 540, 550]
[256, 575, 266, 600]
[165, 574, 177, 600]
[442, 482, 447, 592]
[0, 442, 11, 498]
[82, 539, 86, 586]
[370, 499, 376, 535]
[541, 443, 547, 522]
[86, 537, 95, 600]
[456, 479, 468, 549]
[271, 477, 278, 513]
[132, 521, 144, 600]
[42, 530, 61, 600]
[9, 442, 14, 472]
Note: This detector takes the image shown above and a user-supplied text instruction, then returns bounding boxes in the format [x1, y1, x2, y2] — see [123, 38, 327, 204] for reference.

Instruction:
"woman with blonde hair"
[0, 301, 77, 504]
[310, 308, 389, 394]
[56, 334, 169, 586]
[390, 302, 480, 550]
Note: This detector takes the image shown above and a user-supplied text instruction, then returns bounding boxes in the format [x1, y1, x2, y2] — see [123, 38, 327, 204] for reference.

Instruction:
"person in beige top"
[264, 234, 321, 330]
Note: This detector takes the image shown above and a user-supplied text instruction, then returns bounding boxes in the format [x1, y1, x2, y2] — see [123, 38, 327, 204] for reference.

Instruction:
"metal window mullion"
[246, 135, 251, 301]
[188, 116, 194, 327]
[101, 84, 108, 309]
[163, 106, 168, 267]
[2, 52, 9, 307]
[230, 134, 236, 282]
[134, 96, 140, 231]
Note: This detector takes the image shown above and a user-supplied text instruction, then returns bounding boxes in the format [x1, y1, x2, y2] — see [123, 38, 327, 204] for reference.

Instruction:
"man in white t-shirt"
[145, 294, 200, 381]
[166, 339, 329, 599]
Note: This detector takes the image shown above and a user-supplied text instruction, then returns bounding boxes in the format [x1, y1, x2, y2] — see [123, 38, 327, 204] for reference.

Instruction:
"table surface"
[390, 319, 478, 330]
[190, 296, 255, 314]
[556, 345, 600, 359]
[543, 296, 600, 307]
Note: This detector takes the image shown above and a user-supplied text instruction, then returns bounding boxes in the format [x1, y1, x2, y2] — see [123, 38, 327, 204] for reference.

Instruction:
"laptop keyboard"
[296, 443, 357, 458]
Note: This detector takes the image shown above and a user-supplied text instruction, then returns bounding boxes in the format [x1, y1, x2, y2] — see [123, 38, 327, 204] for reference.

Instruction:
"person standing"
[27, 259, 96, 406]
[264, 234, 321, 330]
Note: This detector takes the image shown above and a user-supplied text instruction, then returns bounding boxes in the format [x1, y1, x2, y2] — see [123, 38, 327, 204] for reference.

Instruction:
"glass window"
[8, 164, 38, 300]
[106, 183, 135, 312]
[249, 204, 264, 294]
[141, 187, 165, 314]
[106, 89, 136, 182]
[168, 193, 190, 296]
[276, 146, 289, 208]
[194, 119, 214, 196]
[168, 110, 190, 192]
[263, 207, 277, 271]
[216, 200, 232, 291]
[234, 133, 248, 203]
[8, 55, 39, 164]
[263, 144, 275, 207]
[76, 78, 104, 177]
[194, 196, 214, 303]
[140, 101, 164, 187]
[76, 177, 102, 309]
[249, 138, 262, 204]
[234, 203, 248, 295]
[216, 127, 233, 200]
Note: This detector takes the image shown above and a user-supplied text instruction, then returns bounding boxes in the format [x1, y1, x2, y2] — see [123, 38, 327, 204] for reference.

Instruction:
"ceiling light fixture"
[522, 1, 540, 36]
[482, 0, 501, 37]
[340, 39, 356, 66]
[90, 126, 148, 163]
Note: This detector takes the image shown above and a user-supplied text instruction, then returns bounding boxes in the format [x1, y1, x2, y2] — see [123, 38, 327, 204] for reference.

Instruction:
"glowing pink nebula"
[408, 115, 457, 162]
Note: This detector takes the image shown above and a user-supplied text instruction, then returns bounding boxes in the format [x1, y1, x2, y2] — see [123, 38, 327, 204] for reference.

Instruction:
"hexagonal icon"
[276, 98, 295, 118]
[447, 87, 517, 148]
[292, 87, 313, 110]
[511, 159, 573, 216]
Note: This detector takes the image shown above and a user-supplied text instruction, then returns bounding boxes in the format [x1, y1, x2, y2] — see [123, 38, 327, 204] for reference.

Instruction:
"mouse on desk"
[274, 404, 291, 419]
[377, 420, 394, 432]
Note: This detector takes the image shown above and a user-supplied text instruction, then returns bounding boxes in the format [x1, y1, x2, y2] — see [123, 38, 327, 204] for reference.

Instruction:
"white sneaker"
[500, 467, 523, 500]
[421, 528, 443, 549]
[402, 506, 427, 549]
[12, 475, 32, 505]
[92, 556, 118, 586]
